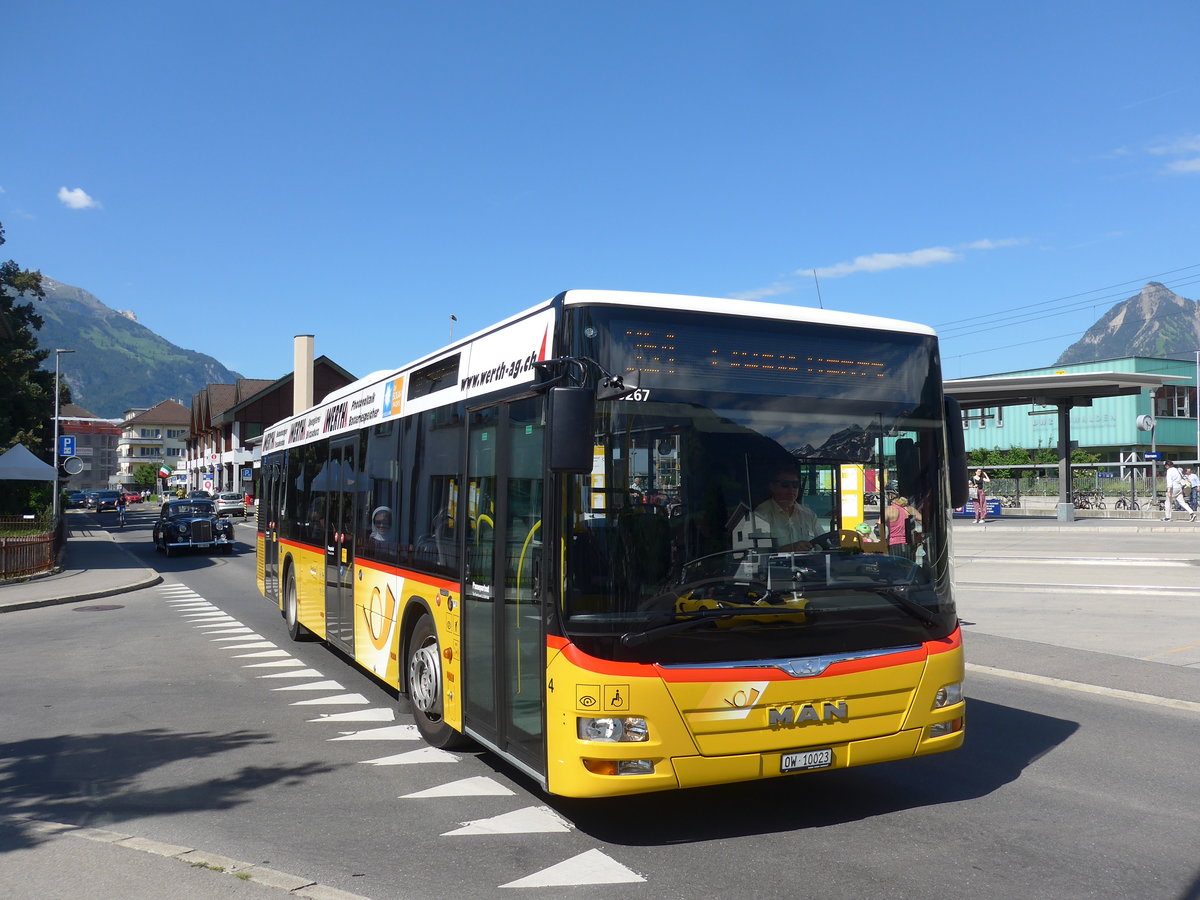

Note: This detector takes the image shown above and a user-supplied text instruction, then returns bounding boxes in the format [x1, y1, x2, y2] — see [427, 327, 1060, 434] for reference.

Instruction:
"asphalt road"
[1, 509, 1197, 899]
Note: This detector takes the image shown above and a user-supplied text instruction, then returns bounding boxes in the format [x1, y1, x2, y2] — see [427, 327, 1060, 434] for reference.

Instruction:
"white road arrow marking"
[360, 747, 460, 765]
[289, 693, 369, 706]
[499, 849, 646, 888]
[328, 725, 420, 741]
[271, 680, 346, 692]
[443, 806, 572, 836]
[401, 776, 515, 798]
[243, 658, 306, 668]
[307, 708, 395, 722]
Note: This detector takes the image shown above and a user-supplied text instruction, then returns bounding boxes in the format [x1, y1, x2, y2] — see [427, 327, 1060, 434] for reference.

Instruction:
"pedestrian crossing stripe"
[401, 776, 515, 798]
[359, 747, 460, 765]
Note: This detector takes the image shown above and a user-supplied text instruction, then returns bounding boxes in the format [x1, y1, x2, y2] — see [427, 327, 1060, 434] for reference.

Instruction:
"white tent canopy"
[0, 443, 57, 481]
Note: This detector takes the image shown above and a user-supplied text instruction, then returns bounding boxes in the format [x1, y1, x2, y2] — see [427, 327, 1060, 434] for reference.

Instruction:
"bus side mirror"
[945, 396, 969, 508]
[549, 387, 595, 473]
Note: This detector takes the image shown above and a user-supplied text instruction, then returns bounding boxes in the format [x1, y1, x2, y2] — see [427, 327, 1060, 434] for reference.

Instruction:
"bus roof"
[560, 289, 936, 337]
[261, 289, 937, 452]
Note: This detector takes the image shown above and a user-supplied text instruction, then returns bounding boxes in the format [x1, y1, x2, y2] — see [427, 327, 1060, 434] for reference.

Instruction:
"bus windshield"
[560, 307, 956, 665]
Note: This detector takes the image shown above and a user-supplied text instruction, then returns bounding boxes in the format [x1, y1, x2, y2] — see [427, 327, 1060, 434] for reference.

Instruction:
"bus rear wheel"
[407, 615, 469, 749]
[284, 567, 314, 642]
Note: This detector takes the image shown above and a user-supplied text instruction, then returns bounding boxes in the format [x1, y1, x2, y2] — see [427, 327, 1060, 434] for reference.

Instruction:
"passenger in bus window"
[370, 506, 392, 542]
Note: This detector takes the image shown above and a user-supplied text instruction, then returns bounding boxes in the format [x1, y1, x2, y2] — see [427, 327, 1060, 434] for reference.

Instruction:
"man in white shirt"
[752, 465, 821, 550]
[1163, 460, 1195, 522]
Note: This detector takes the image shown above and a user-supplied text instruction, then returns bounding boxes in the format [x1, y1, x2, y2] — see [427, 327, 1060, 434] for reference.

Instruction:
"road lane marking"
[499, 849, 645, 888]
[360, 747, 460, 765]
[443, 805, 571, 835]
[967, 663, 1200, 712]
[307, 708, 395, 722]
[289, 692, 369, 705]
[401, 775, 514, 797]
[331, 725, 420, 741]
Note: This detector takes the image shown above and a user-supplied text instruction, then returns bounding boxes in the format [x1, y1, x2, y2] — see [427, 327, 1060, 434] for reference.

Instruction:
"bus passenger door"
[261, 460, 283, 602]
[324, 438, 359, 652]
[462, 396, 545, 775]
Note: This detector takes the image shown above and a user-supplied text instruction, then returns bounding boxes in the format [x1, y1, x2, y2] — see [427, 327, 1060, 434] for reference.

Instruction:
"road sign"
[241, 468, 253, 481]
[1144, 451, 1162, 460]
[59, 435, 76, 457]
[1097, 471, 1115, 478]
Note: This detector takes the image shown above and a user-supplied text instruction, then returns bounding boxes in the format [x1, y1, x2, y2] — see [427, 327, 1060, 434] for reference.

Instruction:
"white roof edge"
[560, 289, 936, 337]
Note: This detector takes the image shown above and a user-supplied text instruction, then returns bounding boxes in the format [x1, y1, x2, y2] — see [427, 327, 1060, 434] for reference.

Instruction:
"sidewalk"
[0, 513, 162, 613]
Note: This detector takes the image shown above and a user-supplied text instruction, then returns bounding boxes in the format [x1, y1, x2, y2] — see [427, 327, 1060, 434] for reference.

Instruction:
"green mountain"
[30, 277, 243, 418]
[1055, 282, 1200, 365]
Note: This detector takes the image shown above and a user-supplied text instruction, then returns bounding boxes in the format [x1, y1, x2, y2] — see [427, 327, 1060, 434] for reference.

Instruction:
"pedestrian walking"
[1162, 460, 1195, 522]
[1188, 467, 1199, 511]
[969, 468, 990, 523]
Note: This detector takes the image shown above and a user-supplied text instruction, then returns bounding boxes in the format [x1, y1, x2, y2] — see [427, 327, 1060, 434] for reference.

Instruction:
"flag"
[158, 465, 172, 478]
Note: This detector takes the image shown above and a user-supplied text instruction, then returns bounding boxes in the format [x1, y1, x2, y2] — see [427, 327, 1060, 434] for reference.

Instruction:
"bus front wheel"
[407, 615, 469, 749]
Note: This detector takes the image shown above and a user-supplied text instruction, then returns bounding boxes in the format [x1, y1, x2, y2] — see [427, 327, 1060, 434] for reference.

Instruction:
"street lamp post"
[51, 348, 76, 520]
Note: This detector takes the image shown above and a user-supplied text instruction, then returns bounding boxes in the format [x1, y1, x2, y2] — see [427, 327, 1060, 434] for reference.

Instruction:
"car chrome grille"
[192, 521, 213, 542]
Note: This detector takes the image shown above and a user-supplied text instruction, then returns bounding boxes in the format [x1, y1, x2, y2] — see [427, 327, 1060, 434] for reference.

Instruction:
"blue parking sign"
[59, 435, 76, 457]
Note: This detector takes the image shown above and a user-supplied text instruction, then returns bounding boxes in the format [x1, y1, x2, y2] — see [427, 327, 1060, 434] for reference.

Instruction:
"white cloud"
[729, 282, 795, 301]
[1148, 135, 1200, 155]
[1165, 158, 1200, 174]
[810, 246, 961, 279]
[57, 186, 100, 209]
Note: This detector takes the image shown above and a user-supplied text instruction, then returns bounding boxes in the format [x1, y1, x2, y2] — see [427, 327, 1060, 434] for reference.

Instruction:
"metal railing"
[0, 516, 61, 580]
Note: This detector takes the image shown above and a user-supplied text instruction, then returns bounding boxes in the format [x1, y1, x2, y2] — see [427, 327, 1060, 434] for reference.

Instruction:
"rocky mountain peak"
[1055, 282, 1200, 366]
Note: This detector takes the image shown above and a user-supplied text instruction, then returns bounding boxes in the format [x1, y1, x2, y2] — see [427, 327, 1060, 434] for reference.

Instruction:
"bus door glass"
[462, 396, 545, 771]
[324, 437, 360, 651]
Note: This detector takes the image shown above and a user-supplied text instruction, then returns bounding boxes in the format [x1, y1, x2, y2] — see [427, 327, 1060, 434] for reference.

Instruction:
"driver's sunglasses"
[373, 517, 390, 527]
[774, 480, 801, 489]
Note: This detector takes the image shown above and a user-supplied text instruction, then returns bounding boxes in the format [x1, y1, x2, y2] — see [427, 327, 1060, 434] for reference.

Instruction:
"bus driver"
[752, 464, 820, 551]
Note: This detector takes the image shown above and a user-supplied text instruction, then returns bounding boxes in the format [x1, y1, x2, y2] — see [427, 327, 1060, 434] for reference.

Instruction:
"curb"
[0, 573, 164, 613]
[10, 816, 376, 900]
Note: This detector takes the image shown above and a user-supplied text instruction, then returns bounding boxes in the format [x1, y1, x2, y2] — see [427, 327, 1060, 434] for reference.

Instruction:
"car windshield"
[558, 305, 956, 666]
[167, 502, 214, 517]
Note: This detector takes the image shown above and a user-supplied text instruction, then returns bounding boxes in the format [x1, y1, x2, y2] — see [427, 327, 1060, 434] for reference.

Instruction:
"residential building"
[115, 400, 191, 489]
[57, 402, 121, 491]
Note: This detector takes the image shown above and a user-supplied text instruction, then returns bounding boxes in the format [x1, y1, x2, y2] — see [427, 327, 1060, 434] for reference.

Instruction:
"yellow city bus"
[255, 290, 968, 798]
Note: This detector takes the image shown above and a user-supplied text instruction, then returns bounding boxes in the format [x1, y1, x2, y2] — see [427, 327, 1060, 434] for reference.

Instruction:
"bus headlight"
[934, 682, 963, 709]
[577, 716, 649, 742]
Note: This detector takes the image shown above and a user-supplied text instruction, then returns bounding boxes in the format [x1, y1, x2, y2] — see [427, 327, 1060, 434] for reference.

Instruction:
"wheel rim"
[409, 635, 442, 720]
[285, 575, 297, 628]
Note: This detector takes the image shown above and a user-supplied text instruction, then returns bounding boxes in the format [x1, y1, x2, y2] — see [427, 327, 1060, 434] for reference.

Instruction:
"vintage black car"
[153, 499, 235, 556]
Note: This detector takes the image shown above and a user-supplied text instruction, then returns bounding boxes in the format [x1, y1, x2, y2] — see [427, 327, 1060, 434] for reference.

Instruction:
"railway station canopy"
[943, 370, 1188, 511]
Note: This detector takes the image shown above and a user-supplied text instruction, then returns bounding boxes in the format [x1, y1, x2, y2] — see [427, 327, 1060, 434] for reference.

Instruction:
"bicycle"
[116, 504, 127, 528]
[1114, 497, 1140, 511]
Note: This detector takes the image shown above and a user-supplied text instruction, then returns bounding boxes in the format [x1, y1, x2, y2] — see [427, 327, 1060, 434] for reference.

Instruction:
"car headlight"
[175, 523, 190, 536]
[577, 717, 649, 742]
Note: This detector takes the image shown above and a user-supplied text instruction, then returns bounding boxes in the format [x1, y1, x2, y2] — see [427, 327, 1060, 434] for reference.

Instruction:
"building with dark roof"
[182, 356, 354, 495]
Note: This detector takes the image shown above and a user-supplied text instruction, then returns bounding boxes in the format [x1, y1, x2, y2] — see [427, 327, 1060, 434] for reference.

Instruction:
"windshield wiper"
[797, 582, 937, 627]
[620, 607, 809, 648]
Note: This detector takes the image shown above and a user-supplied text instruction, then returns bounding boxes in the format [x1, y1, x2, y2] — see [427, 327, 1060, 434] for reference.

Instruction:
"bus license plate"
[781, 748, 833, 773]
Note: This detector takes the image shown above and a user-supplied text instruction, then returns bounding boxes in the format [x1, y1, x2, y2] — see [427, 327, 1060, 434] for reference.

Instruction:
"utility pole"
[51, 349, 75, 520]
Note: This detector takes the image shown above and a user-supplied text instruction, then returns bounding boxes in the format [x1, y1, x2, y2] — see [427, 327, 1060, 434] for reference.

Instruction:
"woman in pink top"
[885, 495, 913, 560]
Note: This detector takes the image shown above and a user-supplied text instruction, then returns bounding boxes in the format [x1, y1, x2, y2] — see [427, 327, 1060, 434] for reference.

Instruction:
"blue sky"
[4, 1, 1200, 383]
